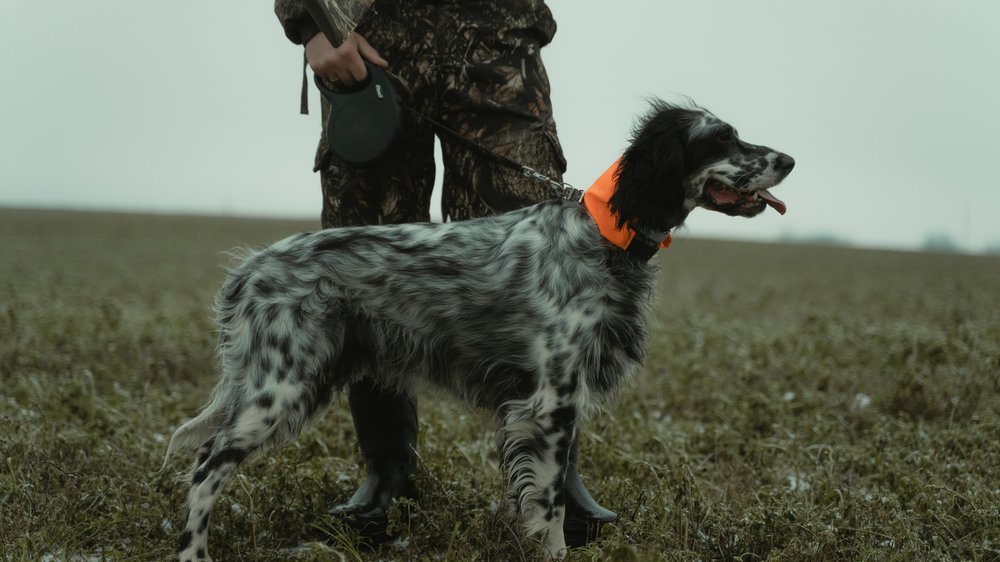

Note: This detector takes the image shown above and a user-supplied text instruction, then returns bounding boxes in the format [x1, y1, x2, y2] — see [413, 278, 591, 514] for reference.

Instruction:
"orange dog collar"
[583, 158, 672, 256]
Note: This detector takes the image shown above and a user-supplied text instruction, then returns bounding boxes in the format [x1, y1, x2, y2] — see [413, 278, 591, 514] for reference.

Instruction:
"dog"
[165, 100, 794, 560]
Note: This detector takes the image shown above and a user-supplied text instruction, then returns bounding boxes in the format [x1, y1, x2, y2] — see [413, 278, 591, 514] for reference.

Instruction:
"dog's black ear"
[610, 103, 691, 232]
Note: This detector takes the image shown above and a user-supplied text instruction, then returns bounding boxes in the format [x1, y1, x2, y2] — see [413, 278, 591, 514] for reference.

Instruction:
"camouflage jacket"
[274, 0, 373, 45]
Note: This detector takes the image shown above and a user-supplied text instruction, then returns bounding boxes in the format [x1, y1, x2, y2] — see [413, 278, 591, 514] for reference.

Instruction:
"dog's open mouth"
[701, 180, 787, 217]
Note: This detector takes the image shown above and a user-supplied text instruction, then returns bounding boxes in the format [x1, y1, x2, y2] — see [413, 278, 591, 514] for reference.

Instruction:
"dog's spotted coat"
[166, 101, 793, 560]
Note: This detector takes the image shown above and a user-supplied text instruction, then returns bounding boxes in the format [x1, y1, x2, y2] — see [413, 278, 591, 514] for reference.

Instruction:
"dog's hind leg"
[175, 379, 322, 562]
[175, 400, 272, 561]
[499, 378, 582, 559]
[174, 262, 348, 560]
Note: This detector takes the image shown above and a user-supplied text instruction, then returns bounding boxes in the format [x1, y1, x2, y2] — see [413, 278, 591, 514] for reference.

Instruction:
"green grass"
[1, 208, 997, 561]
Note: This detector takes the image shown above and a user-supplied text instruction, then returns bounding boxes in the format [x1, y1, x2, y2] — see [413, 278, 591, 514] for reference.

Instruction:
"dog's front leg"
[499, 380, 581, 559]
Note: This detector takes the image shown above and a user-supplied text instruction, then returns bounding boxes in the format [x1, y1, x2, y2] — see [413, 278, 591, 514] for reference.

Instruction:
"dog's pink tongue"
[758, 189, 787, 215]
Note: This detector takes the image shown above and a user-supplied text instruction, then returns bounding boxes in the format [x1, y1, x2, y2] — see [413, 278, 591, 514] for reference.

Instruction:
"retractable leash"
[314, 63, 581, 201]
[315, 65, 668, 260]
[314, 62, 403, 166]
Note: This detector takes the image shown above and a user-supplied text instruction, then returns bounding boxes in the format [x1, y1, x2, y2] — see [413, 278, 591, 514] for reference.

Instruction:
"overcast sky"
[2, 1, 998, 252]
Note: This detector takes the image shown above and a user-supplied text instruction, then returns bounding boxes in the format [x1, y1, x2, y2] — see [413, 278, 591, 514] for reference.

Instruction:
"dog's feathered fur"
[166, 101, 793, 560]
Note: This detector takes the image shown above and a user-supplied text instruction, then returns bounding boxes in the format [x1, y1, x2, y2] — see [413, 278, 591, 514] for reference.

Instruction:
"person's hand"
[305, 32, 388, 86]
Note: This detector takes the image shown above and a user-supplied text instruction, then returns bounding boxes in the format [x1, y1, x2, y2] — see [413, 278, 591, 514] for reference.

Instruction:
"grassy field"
[1, 208, 997, 561]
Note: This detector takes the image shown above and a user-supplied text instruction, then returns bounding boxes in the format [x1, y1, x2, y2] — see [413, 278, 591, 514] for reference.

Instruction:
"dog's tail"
[161, 390, 226, 472]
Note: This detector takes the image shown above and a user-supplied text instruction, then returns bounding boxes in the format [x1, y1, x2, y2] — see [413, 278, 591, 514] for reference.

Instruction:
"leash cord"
[399, 104, 584, 204]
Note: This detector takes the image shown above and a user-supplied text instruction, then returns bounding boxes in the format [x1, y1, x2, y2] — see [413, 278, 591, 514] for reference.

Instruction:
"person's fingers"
[305, 32, 386, 85]
[355, 34, 389, 68]
[334, 67, 356, 86]
[304, 33, 335, 76]
[345, 50, 369, 83]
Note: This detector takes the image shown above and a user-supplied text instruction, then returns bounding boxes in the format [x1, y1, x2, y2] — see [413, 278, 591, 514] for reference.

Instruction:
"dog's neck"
[583, 158, 672, 261]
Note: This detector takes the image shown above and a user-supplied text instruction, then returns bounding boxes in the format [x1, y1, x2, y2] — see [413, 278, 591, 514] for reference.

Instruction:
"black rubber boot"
[563, 438, 618, 547]
[328, 379, 418, 541]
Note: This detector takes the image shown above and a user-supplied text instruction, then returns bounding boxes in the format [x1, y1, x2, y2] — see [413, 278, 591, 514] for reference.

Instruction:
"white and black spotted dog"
[165, 100, 794, 560]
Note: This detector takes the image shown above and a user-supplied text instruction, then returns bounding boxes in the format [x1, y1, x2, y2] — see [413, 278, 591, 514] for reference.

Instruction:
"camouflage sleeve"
[275, 0, 319, 45]
[274, 0, 373, 46]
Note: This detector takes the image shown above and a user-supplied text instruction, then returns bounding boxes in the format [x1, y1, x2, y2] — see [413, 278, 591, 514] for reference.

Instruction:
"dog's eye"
[720, 128, 738, 143]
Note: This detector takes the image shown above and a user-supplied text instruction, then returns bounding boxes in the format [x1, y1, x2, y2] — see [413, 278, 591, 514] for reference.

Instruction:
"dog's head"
[610, 100, 794, 233]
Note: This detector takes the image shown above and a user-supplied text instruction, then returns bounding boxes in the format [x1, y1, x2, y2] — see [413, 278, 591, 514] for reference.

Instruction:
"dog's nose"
[775, 154, 795, 174]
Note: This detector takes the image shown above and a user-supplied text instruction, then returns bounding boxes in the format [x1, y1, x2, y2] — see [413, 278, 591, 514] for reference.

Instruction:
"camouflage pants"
[314, 0, 565, 227]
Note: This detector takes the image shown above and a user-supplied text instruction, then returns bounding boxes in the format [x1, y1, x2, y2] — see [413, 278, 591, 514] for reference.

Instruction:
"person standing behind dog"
[274, 0, 615, 546]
